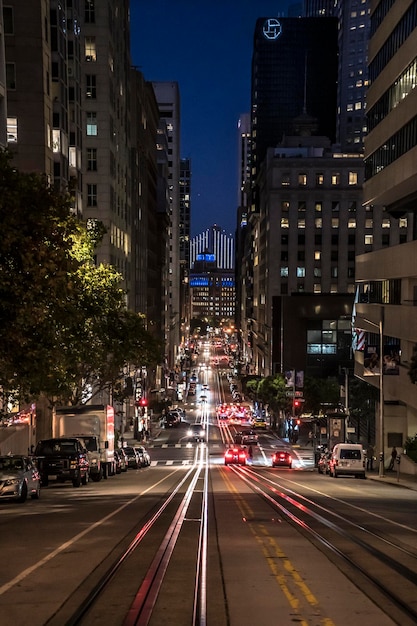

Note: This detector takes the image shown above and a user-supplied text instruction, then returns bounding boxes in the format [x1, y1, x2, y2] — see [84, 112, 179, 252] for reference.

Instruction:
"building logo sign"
[263, 18, 282, 40]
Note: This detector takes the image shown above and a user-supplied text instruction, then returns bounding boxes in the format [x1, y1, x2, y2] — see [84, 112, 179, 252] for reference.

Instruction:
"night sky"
[130, 0, 292, 237]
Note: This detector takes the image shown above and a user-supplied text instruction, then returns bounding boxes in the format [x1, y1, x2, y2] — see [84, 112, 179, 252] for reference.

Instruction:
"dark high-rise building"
[251, 16, 338, 184]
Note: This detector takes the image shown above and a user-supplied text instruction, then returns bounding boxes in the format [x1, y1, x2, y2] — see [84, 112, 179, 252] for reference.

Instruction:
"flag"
[351, 287, 365, 352]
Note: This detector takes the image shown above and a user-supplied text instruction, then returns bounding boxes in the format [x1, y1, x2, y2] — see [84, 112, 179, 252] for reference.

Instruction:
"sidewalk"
[366, 468, 417, 491]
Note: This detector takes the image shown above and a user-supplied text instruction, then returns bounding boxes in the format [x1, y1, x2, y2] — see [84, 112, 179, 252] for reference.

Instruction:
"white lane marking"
[0, 469, 181, 596]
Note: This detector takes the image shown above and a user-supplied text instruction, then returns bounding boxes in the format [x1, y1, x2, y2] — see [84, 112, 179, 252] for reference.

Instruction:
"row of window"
[367, 55, 417, 133]
[280, 217, 398, 229]
[280, 283, 356, 295]
[280, 267, 354, 279]
[280, 171, 359, 187]
[365, 113, 417, 179]
[369, 1, 417, 82]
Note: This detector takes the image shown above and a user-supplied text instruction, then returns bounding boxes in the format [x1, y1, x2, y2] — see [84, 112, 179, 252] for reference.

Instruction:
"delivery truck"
[53, 405, 115, 480]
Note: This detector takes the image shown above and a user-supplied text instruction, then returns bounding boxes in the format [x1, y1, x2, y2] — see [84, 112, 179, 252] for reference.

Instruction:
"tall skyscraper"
[251, 16, 338, 187]
[189, 226, 235, 323]
[152, 82, 181, 369]
[180, 157, 191, 334]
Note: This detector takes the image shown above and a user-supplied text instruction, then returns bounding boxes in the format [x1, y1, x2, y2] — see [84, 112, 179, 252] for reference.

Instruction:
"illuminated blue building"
[189, 228, 235, 323]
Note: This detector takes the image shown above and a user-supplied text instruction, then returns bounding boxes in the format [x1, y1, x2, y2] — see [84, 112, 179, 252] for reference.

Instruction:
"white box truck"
[53, 405, 115, 480]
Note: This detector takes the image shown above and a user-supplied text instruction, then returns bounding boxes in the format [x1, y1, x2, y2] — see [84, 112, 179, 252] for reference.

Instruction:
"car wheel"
[288, 463, 292, 469]
[81, 472, 88, 485]
[31, 486, 41, 499]
[72, 473, 81, 487]
[318, 467, 322, 474]
[17, 482, 28, 503]
[333, 471, 337, 478]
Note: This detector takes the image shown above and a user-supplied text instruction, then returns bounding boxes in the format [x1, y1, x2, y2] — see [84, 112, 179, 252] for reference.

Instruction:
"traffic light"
[139, 398, 148, 407]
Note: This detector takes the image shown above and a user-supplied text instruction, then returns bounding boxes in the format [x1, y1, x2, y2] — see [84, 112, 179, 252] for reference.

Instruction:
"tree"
[0, 150, 80, 406]
[0, 151, 161, 410]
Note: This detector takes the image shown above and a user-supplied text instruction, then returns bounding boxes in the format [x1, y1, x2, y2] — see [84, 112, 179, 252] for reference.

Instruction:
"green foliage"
[303, 377, 340, 414]
[0, 151, 161, 409]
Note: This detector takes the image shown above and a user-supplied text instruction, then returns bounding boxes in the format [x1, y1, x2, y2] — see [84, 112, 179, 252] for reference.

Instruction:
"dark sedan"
[272, 450, 292, 468]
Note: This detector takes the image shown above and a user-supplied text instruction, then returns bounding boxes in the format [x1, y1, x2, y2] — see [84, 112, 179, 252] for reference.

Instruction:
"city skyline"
[130, 0, 292, 236]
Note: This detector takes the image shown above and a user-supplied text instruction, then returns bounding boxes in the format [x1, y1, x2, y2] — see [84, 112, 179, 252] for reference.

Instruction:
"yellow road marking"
[220, 468, 336, 626]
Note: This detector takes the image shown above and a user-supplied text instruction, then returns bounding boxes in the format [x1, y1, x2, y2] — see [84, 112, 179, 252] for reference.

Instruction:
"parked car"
[329, 443, 366, 479]
[123, 446, 141, 469]
[135, 446, 151, 467]
[317, 451, 331, 475]
[0, 455, 41, 502]
[34, 438, 89, 487]
[271, 450, 292, 468]
[114, 449, 127, 473]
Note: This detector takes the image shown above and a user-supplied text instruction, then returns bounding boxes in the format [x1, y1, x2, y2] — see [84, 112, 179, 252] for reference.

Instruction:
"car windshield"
[0, 457, 24, 471]
[36, 441, 77, 455]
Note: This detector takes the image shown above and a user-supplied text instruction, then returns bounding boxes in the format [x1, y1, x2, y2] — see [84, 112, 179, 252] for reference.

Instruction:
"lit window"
[382, 219, 391, 228]
[314, 267, 321, 277]
[297, 267, 305, 278]
[7, 117, 17, 142]
[280, 267, 289, 277]
[365, 218, 373, 229]
[349, 171, 358, 185]
[313, 284, 321, 293]
[355, 102, 362, 110]
[315, 218, 322, 228]
[52, 129, 60, 153]
[315, 202, 322, 212]
[69, 147, 77, 168]
[314, 251, 321, 260]
[281, 173, 290, 186]
[86, 112, 97, 135]
[332, 218, 339, 228]
[281, 218, 289, 228]
[330, 285, 338, 293]
[348, 218, 356, 228]
[399, 218, 407, 228]
[85, 37, 96, 61]
[316, 173, 324, 185]
[298, 219, 305, 229]
[281, 201, 290, 212]
[331, 173, 340, 185]
[298, 173, 307, 186]
[365, 234, 373, 245]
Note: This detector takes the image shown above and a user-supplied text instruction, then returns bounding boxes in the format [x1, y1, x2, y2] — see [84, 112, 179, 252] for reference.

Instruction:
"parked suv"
[34, 438, 89, 487]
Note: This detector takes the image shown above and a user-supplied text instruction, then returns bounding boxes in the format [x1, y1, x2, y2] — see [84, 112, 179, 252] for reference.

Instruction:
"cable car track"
[48, 445, 209, 626]
[227, 465, 417, 626]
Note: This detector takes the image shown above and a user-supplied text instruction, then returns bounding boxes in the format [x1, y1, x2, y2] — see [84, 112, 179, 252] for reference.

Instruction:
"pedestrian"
[366, 444, 374, 471]
[388, 446, 397, 470]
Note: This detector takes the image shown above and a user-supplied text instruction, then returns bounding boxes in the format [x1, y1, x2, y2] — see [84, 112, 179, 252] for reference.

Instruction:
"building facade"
[152, 81, 181, 370]
[354, 0, 417, 459]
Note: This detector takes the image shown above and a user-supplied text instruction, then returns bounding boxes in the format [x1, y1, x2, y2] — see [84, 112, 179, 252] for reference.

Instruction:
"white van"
[329, 443, 366, 479]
